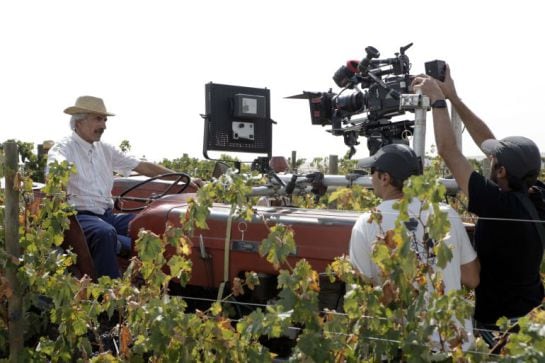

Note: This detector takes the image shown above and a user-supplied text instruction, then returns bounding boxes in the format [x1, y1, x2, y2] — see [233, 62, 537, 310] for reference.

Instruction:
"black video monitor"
[203, 83, 272, 159]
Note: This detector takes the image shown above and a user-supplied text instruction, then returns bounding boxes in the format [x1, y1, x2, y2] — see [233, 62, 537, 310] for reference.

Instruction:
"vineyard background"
[1, 140, 545, 362]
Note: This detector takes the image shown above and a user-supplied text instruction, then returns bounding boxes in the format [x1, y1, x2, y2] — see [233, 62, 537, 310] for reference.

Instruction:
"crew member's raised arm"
[412, 75, 474, 197]
[438, 65, 495, 148]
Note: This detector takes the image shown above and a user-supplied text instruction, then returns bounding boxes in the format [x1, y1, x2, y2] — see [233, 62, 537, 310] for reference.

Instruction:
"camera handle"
[390, 93, 462, 171]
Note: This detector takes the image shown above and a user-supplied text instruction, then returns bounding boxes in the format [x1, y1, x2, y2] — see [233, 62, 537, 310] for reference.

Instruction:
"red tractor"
[109, 170, 360, 311]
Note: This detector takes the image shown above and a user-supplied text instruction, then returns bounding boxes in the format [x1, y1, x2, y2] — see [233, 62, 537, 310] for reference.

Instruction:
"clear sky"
[1, 0, 544, 164]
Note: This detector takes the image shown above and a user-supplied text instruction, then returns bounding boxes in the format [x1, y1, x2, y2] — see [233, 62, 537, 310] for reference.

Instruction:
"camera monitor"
[203, 82, 272, 159]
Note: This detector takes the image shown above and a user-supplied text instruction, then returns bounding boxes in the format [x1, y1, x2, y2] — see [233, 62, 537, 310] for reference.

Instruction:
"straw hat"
[64, 96, 115, 116]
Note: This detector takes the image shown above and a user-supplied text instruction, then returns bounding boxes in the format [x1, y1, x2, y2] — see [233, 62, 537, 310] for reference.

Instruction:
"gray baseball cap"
[481, 136, 542, 179]
[357, 144, 421, 181]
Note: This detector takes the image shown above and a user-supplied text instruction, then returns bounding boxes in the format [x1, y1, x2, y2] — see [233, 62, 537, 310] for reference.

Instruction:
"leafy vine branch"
[1, 148, 544, 361]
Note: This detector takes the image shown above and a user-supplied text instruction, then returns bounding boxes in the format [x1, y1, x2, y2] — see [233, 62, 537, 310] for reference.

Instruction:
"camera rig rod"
[399, 91, 430, 165]
[250, 173, 459, 197]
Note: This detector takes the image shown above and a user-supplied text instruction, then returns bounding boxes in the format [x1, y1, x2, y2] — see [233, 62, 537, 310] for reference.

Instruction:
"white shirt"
[46, 132, 140, 214]
[349, 198, 478, 350]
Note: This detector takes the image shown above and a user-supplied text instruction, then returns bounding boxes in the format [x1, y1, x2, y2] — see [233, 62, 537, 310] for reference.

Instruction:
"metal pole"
[3, 140, 23, 360]
[328, 155, 338, 175]
[412, 91, 428, 165]
[291, 151, 297, 172]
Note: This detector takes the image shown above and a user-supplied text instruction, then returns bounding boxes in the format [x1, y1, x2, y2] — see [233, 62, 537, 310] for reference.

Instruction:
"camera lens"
[335, 92, 364, 113]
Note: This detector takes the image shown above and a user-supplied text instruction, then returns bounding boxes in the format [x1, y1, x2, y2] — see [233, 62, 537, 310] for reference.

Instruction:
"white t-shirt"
[349, 198, 478, 350]
[47, 132, 140, 214]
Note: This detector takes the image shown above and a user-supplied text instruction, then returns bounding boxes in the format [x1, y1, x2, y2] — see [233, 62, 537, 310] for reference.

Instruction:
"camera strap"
[513, 192, 545, 251]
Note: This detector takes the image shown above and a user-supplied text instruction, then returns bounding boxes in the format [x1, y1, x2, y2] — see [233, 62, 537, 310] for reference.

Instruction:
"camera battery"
[425, 60, 446, 82]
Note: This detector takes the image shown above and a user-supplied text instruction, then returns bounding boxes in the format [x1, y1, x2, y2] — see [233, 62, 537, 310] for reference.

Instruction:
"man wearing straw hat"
[47, 95, 193, 279]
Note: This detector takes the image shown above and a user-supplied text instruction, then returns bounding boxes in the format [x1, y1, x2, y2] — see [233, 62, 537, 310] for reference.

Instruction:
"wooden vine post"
[2, 140, 23, 360]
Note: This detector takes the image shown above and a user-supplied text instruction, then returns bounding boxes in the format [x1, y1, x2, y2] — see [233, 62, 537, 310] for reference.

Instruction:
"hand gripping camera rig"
[288, 43, 430, 160]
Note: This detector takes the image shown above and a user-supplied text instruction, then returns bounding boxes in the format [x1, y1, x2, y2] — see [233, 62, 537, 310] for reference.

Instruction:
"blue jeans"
[76, 209, 134, 278]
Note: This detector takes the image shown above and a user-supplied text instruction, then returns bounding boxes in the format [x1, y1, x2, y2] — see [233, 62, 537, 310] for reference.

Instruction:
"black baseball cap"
[481, 136, 542, 179]
[357, 144, 422, 181]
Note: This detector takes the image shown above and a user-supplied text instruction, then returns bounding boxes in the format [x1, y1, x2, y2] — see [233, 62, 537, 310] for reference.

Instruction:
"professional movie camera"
[289, 43, 417, 157]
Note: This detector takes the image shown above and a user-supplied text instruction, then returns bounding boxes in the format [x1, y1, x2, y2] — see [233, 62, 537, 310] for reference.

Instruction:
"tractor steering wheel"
[114, 172, 191, 212]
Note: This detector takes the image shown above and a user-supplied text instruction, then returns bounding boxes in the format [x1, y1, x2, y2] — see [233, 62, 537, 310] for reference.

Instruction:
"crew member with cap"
[47, 95, 193, 279]
[348, 143, 480, 349]
[412, 66, 544, 347]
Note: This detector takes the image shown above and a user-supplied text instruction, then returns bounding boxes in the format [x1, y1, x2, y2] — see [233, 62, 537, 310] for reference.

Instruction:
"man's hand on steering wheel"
[191, 178, 205, 189]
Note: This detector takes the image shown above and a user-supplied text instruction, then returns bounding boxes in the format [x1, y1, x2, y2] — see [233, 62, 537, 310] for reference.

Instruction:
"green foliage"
[0, 140, 54, 184]
[182, 168, 255, 235]
[160, 153, 251, 180]
[338, 158, 358, 175]
[310, 156, 328, 174]
[289, 184, 380, 211]
[0, 158, 275, 361]
[0, 147, 5, 356]
[119, 140, 131, 153]
[15, 160, 95, 360]
[306, 155, 357, 175]
[16, 140, 48, 183]
[2, 146, 545, 362]
[259, 224, 296, 270]
[160, 154, 215, 180]
[502, 308, 545, 360]
[290, 193, 328, 209]
[287, 157, 306, 172]
[327, 185, 380, 211]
